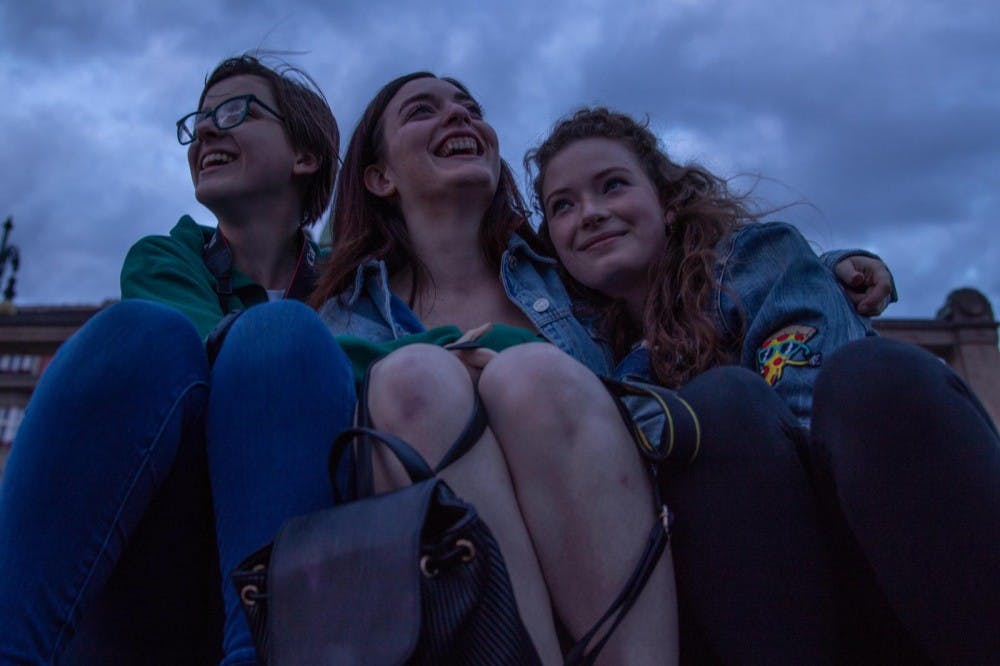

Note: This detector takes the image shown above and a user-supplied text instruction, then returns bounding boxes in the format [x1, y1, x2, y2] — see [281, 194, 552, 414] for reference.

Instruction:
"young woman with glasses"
[0, 54, 357, 665]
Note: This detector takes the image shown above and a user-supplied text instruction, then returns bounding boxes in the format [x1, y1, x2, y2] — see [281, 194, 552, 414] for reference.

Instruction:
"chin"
[443, 172, 498, 198]
[193, 182, 237, 214]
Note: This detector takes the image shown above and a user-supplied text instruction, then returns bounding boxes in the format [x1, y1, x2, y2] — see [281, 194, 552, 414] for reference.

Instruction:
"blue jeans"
[207, 300, 356, 665]
[0, 300, 214, 664]
[0, 300, 356, 665]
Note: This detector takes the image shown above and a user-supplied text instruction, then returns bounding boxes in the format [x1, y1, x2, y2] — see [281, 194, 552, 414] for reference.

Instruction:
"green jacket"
[120, 215, 321, 339]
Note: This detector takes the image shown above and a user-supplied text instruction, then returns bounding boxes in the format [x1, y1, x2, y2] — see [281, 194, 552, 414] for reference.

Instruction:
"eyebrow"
[198, 94, 247, 113]
[397, 91, 479, 117]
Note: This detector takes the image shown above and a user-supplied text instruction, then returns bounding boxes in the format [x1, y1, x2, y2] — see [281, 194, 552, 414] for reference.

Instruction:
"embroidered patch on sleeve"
[757, 325, 822, 386]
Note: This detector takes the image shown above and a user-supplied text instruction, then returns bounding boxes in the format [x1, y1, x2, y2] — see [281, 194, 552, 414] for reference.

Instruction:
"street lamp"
[0, 216, 20, 312]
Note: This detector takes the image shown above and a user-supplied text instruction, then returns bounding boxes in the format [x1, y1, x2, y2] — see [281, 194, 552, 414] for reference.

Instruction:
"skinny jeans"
[0, 300, 219, 664]
[665, 338, 1000, 664]
[207, 301, 356, 666]
[0, 300, 357, 666]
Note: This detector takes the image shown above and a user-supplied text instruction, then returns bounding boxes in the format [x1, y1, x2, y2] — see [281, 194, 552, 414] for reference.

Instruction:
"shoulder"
[121, 216, 217, 298]
[724, 221, 811, 256]
[718, 221, 819, 279]
[125, 216, 211, 266]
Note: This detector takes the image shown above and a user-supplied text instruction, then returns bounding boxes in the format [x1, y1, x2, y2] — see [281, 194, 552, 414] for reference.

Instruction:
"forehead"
[387, 77, 471, 113]
[543, 138, 642, 193]
[200, 74, 275, 110]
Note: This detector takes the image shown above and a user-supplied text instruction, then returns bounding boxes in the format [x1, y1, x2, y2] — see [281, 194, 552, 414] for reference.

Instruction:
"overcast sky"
[1, 0, 997, 318]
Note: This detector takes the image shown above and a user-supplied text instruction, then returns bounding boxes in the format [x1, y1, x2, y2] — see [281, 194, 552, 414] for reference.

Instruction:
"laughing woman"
[526, 106, 1000, 662]
[310, 72, 678, 664]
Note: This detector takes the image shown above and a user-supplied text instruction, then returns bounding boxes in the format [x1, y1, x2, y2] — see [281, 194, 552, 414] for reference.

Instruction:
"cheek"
[480, 121, 499, 148]
[186, 145, 198, 181]
[382, 135, 416, 174]
[546, 220, 573, 258]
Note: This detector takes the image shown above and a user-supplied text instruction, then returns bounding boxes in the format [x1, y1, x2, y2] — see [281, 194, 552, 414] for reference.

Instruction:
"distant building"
[0, 304, 108, 476]
[1, 290, 998, 479]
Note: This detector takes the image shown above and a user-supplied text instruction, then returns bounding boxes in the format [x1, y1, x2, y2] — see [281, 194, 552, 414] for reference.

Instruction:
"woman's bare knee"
[480, 343, 594, 415]
[368, 344, 476, 469]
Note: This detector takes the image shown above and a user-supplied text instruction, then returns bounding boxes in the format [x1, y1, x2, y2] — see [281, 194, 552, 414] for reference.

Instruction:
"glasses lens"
[216, 98, 249, 130]
[177, 113, 199, 145]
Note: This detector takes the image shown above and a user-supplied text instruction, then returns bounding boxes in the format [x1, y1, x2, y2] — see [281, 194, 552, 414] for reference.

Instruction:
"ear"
[664, 210, 677, 228]
[364, 163, 397, 198]
[292, 151, 321, 177]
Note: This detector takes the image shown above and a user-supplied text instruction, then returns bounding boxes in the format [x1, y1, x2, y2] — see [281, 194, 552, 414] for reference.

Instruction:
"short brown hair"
[201, 53, 339, 227]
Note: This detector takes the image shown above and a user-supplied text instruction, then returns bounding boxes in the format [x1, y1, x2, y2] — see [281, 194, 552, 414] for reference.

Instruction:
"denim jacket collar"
[505, 233, 557, 267]
[318, 233, 614, 375]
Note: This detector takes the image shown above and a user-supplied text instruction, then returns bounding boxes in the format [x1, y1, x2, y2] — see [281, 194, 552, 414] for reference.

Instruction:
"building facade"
[1, 290, 999, 478]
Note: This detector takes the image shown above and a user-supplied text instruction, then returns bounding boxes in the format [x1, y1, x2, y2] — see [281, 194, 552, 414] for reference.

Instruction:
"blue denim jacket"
[316, 233, 614, 376]
[616, 222, 876, 427]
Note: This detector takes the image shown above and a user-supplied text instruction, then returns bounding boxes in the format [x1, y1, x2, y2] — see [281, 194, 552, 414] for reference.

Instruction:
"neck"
[394, 196, 495, 295]
[217, 211, 303, 291]
[621, 281, 649, 327]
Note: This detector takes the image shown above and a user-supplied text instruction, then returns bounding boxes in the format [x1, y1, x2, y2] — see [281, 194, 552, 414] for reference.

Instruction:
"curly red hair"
[526, 107, 758, 387]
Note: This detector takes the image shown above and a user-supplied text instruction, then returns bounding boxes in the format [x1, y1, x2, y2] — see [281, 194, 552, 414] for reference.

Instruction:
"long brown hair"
[526, 107, 758, 388]
[309, 72, 535, 309]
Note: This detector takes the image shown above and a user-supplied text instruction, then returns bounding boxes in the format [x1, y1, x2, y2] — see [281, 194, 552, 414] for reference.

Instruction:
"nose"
[443, 101, 473, 126]
[580, 195, 608, 228]
[192, 114, 221, 142]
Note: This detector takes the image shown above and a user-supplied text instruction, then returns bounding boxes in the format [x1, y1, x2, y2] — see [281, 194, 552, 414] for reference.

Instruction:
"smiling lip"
[200, 152, 237, 172]
[579, 230, 626, 251]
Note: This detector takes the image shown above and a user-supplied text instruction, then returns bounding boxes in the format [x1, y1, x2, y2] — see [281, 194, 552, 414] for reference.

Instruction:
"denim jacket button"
[532, 298, 550, 313]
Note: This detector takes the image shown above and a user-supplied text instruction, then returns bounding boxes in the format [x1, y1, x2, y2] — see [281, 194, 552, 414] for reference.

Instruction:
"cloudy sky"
[1, 0, 997, 318]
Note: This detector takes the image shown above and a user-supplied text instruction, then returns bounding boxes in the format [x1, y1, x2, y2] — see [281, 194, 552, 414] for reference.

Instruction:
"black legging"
[812, 337, 1000, 663]
[663, 337, 1000, 664]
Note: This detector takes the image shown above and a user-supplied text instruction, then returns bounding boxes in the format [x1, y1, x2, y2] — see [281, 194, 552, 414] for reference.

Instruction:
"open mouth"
[200, 151, 236, 171]
[434, 135, 483, 157]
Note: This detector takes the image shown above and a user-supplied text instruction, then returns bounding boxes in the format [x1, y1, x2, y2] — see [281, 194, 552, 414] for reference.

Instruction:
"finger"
[846, 289, 865, 308]
[447, 322, 494, 348]
[856, 283, 892, 315]
[871, 266, 893, 291]
[463, 322, 494, 341]
[835, 259, 866, 289]
[450, 347, 497, 370]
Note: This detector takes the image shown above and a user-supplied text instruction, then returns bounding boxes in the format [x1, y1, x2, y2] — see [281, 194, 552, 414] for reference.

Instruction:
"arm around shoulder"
[719, 222, 874, 425]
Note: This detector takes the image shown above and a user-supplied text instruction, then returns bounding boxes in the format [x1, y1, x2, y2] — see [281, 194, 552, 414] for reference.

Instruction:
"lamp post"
[0, 217, 20, 313]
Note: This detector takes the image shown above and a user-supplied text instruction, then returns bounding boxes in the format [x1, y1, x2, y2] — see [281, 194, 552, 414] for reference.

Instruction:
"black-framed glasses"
[176, 95, 285, 145]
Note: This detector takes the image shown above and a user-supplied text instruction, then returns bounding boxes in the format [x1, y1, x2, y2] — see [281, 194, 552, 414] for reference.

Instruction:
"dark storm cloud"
[0, 0, 997, 317]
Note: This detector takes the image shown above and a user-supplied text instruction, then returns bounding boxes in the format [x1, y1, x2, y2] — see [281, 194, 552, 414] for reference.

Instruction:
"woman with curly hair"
[527, 106, 1000, 662]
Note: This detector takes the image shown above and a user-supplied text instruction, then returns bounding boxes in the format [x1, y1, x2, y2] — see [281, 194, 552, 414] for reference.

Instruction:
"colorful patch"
[757, 325, 822, 386]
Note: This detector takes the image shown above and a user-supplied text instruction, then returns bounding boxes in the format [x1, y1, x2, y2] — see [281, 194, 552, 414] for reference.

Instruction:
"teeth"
[437, 136, 479, 157]
[201, 152, 234, 169]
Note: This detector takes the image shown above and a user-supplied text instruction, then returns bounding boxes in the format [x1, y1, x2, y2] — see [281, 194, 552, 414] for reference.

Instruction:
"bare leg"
[367, 344, 562, 664]
[479, 343, 679, 666]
